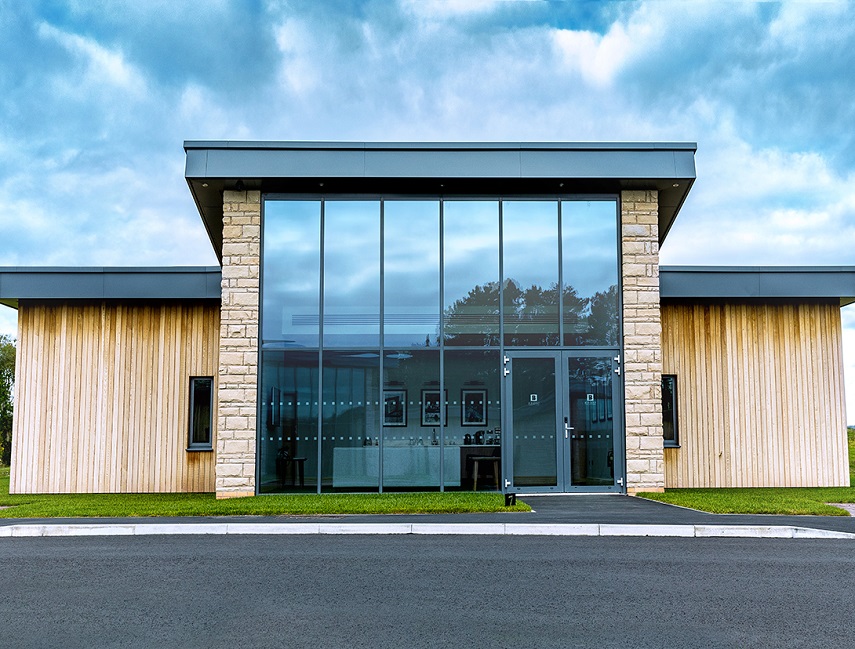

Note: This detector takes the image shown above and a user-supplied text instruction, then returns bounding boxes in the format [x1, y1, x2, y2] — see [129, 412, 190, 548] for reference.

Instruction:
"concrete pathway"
[2, 494, 855, 539]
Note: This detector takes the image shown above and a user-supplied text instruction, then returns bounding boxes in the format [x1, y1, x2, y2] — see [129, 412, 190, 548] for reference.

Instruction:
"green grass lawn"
[5, 429, 855, 518]
[638, 427, 855, 516]
[0, 467, 529, 518]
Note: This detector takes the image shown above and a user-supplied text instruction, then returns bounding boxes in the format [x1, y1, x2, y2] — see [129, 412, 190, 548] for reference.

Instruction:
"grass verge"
[638, 427, 855, 515]
[0, 467, 529, 518]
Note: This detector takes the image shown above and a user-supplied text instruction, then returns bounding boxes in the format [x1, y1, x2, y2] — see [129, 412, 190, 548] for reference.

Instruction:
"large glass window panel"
[382, 349, 442, 490]
[384, 201, 441, 348]
[259, 350, 319, 493]
[323, 201, 381, 347]
[443, 350, 501, 491]
[262, 200, 321, 347]
[511, 356, 558, 487]
[321, 351, 381, 492]
[503, 201, 560, 346]
[568, 356, 615, 486]
[562, 200, 619, 346]
[443, 201, 500, 346]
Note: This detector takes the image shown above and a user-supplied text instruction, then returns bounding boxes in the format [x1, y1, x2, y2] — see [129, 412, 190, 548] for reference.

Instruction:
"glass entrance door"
[505, 351, 623, 492]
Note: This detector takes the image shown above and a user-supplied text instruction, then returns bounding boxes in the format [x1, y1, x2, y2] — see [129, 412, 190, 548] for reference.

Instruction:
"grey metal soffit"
[661, 266, 855, 306]
[183, 141, 698, 260]
[0, 267, 222, 308]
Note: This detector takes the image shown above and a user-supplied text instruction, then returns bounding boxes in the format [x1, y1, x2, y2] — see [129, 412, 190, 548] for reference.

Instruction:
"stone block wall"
[621, 190, 665, 493]
[216, 190, 261, 498]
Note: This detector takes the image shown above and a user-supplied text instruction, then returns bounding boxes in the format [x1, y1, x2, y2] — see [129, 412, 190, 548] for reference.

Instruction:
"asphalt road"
[1, 535, 853, 648]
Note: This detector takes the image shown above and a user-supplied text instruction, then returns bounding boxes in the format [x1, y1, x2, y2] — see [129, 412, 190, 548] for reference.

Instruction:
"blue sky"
[1, 0, 854, 420]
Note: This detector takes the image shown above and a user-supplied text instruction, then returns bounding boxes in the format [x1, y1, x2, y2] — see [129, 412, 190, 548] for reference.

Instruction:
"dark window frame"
[187, 376, 214, 451]
[661, 374, 679, 448]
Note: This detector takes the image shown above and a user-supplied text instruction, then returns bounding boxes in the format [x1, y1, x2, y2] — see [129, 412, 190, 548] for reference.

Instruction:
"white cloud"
[273, 18, 321, 97]
[768, 0, 849, 42]
[551, 19, 646, 88]
[662, 133, 855, 267]
[399, 0, 501, 19]
[36, 22, 147, 96]
[178, 84, 253, 140]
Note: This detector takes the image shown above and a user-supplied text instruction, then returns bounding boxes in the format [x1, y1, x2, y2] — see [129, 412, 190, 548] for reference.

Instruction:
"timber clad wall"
[661, 302, 849, 488]
[10, 301, 219, 493]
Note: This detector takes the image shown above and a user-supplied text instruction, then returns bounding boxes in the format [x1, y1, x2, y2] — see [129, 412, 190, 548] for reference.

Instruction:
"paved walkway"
[2, 495, 855, 539]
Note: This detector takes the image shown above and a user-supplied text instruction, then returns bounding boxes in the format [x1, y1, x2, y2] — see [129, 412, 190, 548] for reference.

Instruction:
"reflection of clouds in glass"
[562, 200, 618, 299]
[503, 201, 557, 291]
[385, 201, 440, 308]
[263, 200, 321, 343]
[324, 201, 380, 307]
[443, 201, 499, 308]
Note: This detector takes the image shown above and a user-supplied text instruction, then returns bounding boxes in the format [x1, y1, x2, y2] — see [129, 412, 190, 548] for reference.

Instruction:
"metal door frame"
[503, 349, 625, 494]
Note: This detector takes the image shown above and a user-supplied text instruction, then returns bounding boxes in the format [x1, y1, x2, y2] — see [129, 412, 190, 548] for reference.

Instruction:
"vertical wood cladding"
[10, 302, 219, 493]
[661, 302, 849, 487]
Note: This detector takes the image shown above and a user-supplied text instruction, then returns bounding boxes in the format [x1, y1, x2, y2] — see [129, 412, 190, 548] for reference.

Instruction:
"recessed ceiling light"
[672, 183, 679, 188]
[202, 183, 208, 188]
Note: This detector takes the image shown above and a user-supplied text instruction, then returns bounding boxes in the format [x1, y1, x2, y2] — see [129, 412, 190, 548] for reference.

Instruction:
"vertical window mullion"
[438, 199, 445, 491]
[379, 199, 385, 492]
[317, 199, 325, 494]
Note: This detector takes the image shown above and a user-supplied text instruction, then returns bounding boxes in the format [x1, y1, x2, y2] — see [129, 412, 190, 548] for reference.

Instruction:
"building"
[1, 141, 851, 497]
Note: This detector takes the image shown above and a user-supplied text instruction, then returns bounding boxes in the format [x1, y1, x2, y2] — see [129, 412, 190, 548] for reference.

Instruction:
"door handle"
[564, 417, 574, 439]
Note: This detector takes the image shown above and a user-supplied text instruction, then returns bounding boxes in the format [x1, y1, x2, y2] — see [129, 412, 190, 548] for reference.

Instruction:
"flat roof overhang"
[0, 267, 221, 308]
[184, 141, 697, 261]
[3, 266, 853, 310]
[660, 266, 855, 307]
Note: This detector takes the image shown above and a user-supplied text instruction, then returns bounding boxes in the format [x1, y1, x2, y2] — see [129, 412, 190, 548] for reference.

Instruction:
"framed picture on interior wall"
[461, 389, 488, 427]
[383, 389, 407, 427]
[421, 389, 447, 427]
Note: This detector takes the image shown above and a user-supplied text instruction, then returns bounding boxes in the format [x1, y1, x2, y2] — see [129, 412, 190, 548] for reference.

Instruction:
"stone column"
[621, 190, 665, 493]
[216, 190, 261, 498]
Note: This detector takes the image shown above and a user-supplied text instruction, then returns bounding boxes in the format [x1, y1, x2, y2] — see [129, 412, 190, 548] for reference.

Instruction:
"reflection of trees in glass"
[442, 281, 500, 346]
[443, 280, 619, 346]
[567, 284, 619, 346]
[502, 279, 560, 346]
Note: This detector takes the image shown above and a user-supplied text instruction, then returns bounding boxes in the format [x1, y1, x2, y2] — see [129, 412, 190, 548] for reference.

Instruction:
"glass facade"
[259, 197, 620, 493]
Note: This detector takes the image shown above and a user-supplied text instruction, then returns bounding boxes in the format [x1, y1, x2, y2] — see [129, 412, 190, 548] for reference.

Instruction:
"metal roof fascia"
[0, 267, 222, 301]
[660, 266, 855, 304]
[520, 148, 691, 179]
[364, 149, 522, 178]
[184, 149, 209, 177]
[184, 142, 698, 180]
[183, 140, 698, 151]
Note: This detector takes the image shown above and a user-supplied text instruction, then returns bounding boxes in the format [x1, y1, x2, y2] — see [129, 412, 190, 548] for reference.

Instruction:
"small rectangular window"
[661, 374, 678, 448]
[188, 377, 214, 451]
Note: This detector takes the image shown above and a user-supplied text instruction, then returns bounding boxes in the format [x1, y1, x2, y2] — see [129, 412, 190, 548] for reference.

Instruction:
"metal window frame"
[661, 374, 679, 448]
[187, 376, 214, 452]
[257, 194, 623, 494]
